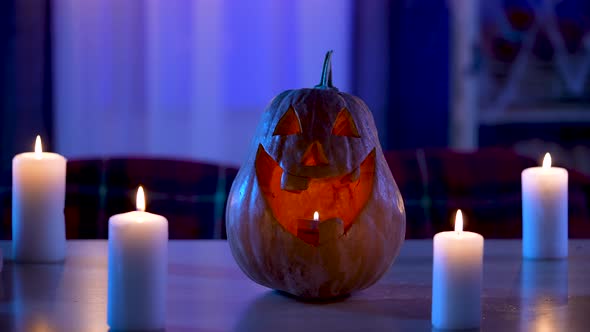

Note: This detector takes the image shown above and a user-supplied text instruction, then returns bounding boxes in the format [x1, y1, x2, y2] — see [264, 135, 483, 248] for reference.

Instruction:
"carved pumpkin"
[226, 51, 405, 299]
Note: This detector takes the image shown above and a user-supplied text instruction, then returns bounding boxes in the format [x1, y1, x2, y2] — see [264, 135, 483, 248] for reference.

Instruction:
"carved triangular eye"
[273, 106, 302, 136]
[332, 108, 360, 138]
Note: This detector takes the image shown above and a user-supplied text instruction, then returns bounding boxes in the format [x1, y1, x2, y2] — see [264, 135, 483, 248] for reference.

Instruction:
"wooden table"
[0, 240, 588, 332]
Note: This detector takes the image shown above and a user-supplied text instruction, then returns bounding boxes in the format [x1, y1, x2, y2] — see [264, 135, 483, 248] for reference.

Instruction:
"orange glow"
[300, 141, 329, 166]
[332, 108, 360, 137]
[273, 106, 302, 136]
[256, 145, 375, 241]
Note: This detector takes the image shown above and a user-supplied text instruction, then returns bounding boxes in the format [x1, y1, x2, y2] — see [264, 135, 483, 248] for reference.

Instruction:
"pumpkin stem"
[315, 50, 338, 91]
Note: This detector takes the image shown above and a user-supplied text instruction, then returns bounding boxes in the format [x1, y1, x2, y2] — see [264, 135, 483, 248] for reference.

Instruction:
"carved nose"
[301, 141, 329, 166]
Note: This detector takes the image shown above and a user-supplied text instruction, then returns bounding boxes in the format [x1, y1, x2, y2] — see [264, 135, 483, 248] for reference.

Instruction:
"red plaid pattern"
[1, 150, 590, 239]
[1, 158, 238, 240]
[385, 148, 590, 238]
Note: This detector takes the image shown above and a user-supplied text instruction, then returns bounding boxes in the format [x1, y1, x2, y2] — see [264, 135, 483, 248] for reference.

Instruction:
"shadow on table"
[0, 263, 64, 331]
[233, 284, 432, 332]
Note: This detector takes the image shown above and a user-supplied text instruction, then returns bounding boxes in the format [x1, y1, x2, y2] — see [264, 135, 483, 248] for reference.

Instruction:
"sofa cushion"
[384, 148, 590, 238]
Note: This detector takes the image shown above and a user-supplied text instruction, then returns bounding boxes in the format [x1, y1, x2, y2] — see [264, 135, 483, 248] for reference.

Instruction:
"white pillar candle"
[12, 136, 67, 263]
[108, 186, 168, 331]
[522, 153, 568, 259]
[432, 210, 484, 330]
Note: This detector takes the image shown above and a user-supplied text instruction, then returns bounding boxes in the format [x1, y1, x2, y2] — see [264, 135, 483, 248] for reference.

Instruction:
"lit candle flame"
[455, 209, 463, 235]
[313, 211, 319, 221]
[136, 186, 146, 212]
[34, 135, 42, 159]
[542, 153, 551, 169]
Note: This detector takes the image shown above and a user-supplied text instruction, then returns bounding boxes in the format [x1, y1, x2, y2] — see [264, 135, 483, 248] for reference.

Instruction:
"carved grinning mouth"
[255, 144, 376, 246]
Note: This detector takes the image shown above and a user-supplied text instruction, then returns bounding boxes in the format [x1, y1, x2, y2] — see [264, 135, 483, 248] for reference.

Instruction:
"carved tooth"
[319, 218, 344, 245]
[281, 172, 310, 192]
[341, 167, 360, 184]
[350, 166, 361, 182]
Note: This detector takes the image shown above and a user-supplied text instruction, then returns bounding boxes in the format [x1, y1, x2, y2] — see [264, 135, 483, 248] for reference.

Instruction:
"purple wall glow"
[53, 0, 352, 166]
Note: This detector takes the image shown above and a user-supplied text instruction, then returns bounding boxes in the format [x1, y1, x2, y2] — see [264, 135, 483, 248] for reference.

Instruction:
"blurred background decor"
[1, 0, 590, 240]
[478, 0, 590, 173]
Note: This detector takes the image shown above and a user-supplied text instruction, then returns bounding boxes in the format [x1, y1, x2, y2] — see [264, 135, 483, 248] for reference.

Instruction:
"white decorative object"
[522, 153, 568, 259]
[12, 136, 67, 263]
[107, 186, 168, 331]
[432, 210, 484, 330]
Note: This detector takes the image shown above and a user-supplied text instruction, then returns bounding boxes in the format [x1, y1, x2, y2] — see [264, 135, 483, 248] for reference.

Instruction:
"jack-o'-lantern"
[226, 51, 405, 299]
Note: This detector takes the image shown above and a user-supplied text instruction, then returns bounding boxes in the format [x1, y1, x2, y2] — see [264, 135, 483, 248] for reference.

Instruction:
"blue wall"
[386, 2, 450, 150]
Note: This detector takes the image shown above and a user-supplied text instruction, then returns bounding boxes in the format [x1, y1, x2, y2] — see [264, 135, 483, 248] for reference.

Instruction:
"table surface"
[0, 240, 588, 332]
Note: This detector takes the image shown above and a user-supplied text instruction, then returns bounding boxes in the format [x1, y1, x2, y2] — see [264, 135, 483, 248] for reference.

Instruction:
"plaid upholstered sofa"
[1, 149, 589, 240]
[1, 158, 237, 240]
[386, 148, 590, 238]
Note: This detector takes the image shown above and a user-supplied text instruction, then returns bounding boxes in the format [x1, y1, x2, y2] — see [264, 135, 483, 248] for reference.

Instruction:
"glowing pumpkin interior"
[255, 144, 375, 246]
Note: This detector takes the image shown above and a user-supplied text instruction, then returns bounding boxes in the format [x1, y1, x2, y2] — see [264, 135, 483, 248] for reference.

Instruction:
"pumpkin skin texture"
[226, 51, 405, 299]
